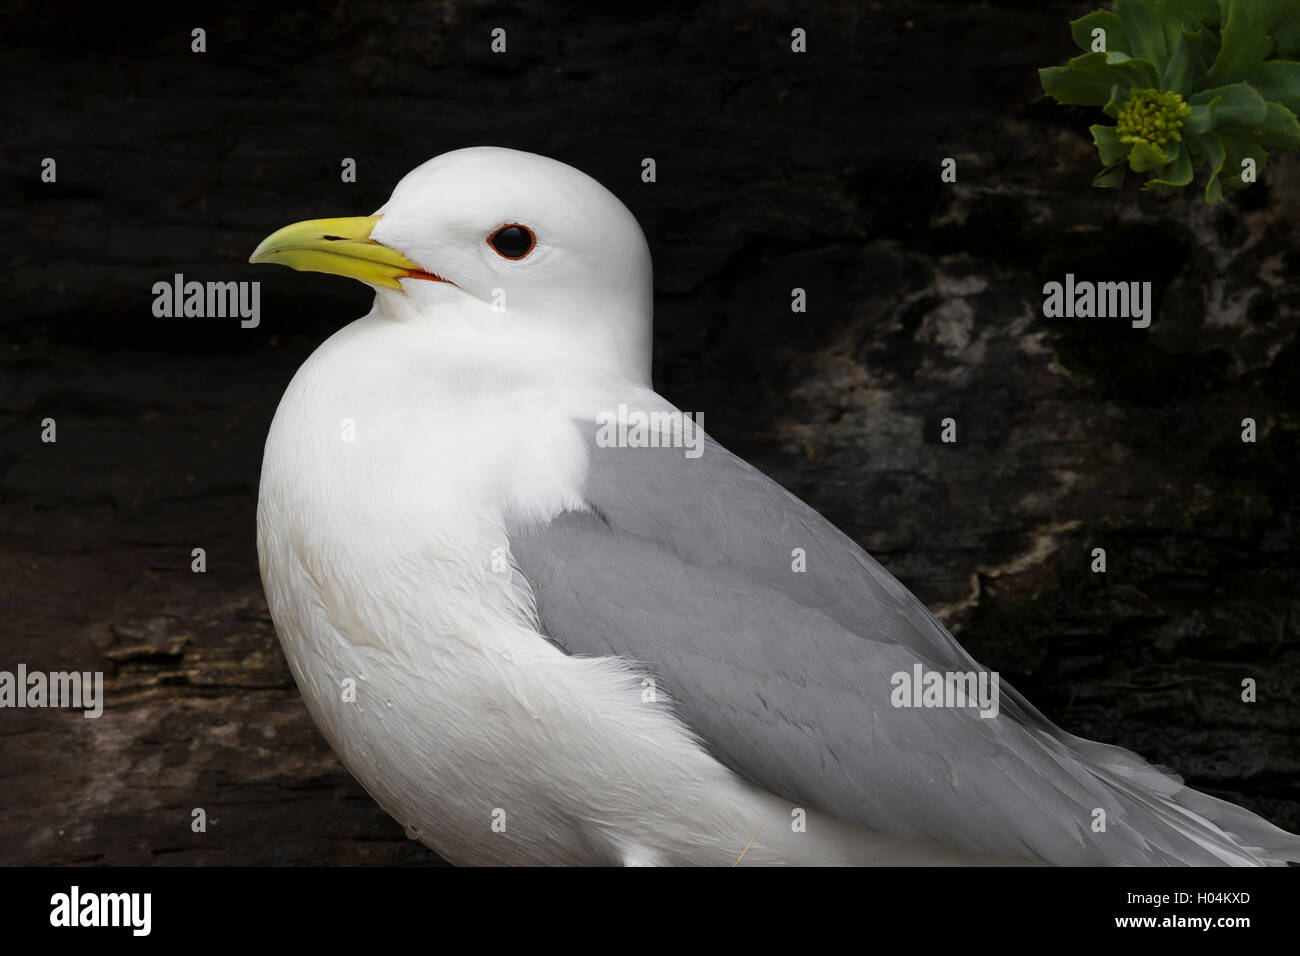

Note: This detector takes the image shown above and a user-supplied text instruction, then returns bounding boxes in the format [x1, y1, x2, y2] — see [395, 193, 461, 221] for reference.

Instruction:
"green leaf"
[1200, 26, 1223, 69]
[1144, 144, 1195, 186]
[1161, 28, 1207, 94]
[1129, 139, 1178, 171]
[1204, 0, 1276, 86]
[1196, 123, 1227, 201]
[1071, 10, 1130, 55]
[1092, 124, 1135, 164]
[1249, 60, 1300, 116]
[1093, 165, 1127, 188]
[1185, 128, 1227, 204]
[1189, 81, 1269, 128]
[1040, 66, 1112, 106]
[1276, 18, 1300, 60]
[1174, 0, 1221, 30]
[1101, 51, 1163, 89]
[1103, 83, 1126, 118]
[1245, 0, 1299, 30]
[1186, 129, 1227, 178]
[1185, 101, 1214, 134]
[1220, 134, 1268, 191]
[1259, 101, 1300, 149]
[1155, 0, 1184, 51]
[1242, 2, 1300, 60]
[1155, 0, 1209, 57]
[1117, 0, 1171, 73]
[1040, 52, 1160, 106]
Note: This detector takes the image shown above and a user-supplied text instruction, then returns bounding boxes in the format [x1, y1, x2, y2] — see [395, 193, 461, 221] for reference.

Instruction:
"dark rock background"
[1, 0, 1296, 865]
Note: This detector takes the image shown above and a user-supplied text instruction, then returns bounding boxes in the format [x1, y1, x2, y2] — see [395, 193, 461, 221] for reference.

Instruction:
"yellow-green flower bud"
[1117, 89, 1193, 147]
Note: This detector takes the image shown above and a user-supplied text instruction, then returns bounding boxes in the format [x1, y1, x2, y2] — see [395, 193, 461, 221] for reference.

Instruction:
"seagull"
[251, 146, 1300, 866]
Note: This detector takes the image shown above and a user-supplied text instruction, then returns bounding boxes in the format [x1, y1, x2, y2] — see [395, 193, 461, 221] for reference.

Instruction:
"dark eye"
[488, 223, 535, 259]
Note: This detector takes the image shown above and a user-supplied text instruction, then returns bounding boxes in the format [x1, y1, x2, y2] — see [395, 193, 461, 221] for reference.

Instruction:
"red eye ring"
[488, 223, 536, 260]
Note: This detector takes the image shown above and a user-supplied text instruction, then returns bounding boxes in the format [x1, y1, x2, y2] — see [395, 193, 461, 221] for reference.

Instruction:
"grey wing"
[508, 422, 1300, 865]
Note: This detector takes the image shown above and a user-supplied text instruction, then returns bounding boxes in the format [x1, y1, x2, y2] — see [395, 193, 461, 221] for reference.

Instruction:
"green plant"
[1040, 0, 1300, 202]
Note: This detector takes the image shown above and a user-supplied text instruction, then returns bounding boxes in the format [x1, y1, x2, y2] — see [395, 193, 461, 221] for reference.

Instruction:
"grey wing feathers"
[508, 422, 1300, 866]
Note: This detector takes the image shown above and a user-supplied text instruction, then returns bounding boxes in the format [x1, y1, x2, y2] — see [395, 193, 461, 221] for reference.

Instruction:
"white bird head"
[250, 147, 654, 385]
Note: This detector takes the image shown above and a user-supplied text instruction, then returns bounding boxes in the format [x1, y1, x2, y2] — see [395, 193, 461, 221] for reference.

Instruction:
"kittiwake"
[250, 146, 1300, 866]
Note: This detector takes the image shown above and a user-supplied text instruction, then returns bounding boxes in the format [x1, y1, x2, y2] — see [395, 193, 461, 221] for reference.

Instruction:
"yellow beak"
[248, 215, 427, 290]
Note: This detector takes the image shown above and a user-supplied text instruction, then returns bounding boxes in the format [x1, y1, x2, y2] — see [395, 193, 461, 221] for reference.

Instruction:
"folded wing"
[508, 411, 1300, 865]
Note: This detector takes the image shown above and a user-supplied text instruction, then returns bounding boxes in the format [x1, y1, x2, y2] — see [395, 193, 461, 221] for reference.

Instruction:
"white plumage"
[253, 147, 1300, 866]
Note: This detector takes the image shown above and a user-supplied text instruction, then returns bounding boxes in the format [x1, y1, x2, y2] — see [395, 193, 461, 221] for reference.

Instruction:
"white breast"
[257, 312, 1015, 866]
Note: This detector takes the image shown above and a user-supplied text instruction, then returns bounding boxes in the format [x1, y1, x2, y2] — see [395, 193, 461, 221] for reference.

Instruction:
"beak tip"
[245, 215, 411, 287]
